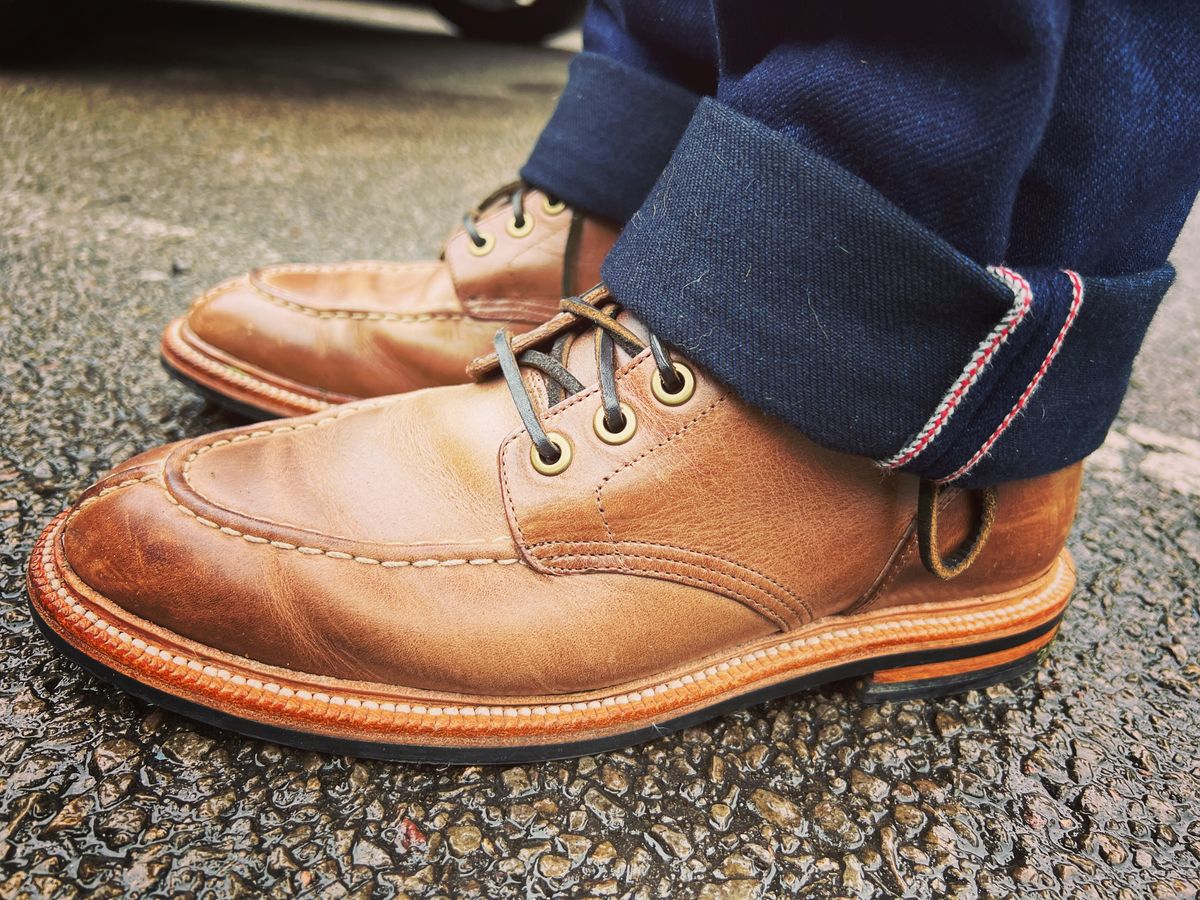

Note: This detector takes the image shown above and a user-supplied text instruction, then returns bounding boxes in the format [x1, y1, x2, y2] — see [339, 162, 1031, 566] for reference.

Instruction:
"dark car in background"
[428, 0, 583, 41]
[1, 0, 586, 56]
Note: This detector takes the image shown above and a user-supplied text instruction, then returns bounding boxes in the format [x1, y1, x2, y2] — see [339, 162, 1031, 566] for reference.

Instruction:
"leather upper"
[60, 306, 1082, 696]
[183, 188, 619, 399]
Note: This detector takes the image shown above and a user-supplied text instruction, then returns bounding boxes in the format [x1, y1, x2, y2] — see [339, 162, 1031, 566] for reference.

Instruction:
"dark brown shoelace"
[495, 297, 686, 465]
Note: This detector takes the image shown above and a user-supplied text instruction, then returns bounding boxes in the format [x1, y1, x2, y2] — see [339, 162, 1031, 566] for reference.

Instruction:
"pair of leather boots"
[28, 185, 1081, 763]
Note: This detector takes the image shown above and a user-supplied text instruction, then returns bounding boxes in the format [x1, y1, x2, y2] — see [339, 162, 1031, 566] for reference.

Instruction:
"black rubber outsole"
[30, 599, 1062, 765]
[160, 354, 276, 422]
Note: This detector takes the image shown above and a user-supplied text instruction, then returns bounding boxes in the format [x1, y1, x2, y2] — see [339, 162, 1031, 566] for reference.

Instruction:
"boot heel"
[860, 626, 1059, 702]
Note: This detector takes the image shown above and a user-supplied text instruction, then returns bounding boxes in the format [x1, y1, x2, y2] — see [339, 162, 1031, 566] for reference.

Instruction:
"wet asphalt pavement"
[2, 3, 1200, 897]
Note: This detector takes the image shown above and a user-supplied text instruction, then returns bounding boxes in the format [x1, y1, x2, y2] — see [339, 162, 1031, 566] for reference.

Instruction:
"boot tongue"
[476, 181, 521, 214]
[465, 284, 649, 402]
[553, 308, 649, 400]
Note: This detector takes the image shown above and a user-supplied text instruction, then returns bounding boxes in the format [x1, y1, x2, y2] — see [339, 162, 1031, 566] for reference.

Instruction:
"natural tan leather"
[177, 187, 619, 402]
[58, 297, 1084, 699]
[859, 465, 1083, 613]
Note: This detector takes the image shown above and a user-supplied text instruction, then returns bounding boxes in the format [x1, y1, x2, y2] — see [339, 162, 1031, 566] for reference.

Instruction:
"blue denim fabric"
[710, 0, 1069, 266]
[526, 1, 1200, 485]
[605, 100, 1015, 462]
[555, 0, 1200, 272]
[603, 100, 1177, 486]
[1008, 10, 1200, 274]
[520, 53, 700, 224]
[581, 0, 716, 98]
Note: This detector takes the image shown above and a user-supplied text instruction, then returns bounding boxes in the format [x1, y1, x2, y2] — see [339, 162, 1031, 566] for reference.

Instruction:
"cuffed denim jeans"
[521, 1, 1200, 487]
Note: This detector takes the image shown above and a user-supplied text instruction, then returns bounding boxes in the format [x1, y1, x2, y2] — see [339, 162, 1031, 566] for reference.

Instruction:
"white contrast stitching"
[182, 396, 395, 470]
[38, 510, 1072, 720]
[163, 319, 335, 412]
[249, 283, 468, 322]
[160, 490, 521, 568]
[248, 263, 466, 322]
[174, 399, 520, 562]
[73, 464, 520, 570]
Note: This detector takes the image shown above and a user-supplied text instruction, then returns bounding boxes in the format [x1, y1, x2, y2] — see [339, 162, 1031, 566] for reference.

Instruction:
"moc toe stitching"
[51, 453, 531, 689]
[162, 401, 517, 562]
[249, 262, 465, 322]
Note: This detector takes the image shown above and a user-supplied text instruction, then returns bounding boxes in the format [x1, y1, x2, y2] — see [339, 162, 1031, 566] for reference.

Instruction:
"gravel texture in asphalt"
[1, 4, 1199, 897]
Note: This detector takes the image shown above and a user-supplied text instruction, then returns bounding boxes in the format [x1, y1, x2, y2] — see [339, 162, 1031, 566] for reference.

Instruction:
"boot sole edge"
[159, 317, 343, 420]
[28, 509, 1074, 764]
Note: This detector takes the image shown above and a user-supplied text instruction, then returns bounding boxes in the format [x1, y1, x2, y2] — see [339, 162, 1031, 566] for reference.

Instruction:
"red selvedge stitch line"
[940, 270, 1085, 484]
[880, 267, 1034, 470]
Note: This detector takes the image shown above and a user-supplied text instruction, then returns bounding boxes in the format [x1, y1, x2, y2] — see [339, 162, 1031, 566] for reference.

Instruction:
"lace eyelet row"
[530, 363, 697, 477]
[469, 195, 566, 256]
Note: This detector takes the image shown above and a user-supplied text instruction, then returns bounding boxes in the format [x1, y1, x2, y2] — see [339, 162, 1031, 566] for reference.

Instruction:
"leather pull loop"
[917, 480, 999, 580]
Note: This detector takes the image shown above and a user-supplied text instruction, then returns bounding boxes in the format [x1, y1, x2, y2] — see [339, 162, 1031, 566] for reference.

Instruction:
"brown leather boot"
[160, 185, 619, 419]
[32, 287, 1081, 763]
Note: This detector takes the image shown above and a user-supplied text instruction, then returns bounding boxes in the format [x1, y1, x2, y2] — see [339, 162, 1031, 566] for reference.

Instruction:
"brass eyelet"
[592, 403, 637, 445]
[506, 214, 534, 239]
[651, 362, 695, 406]
[468, 231, 495, 256]
[541, 196, 566, 216]
[530, 432, 572, 476]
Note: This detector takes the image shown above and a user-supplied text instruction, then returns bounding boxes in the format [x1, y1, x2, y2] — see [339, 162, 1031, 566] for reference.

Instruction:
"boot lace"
[494, 296, 687, 466]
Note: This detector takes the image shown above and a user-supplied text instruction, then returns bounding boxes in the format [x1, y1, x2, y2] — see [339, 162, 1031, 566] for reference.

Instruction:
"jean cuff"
[521, 52, 701, 225]
[603, 98, 1172, 486]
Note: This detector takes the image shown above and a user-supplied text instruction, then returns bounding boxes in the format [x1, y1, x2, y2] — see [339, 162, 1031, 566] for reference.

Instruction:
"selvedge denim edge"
[603, 99, 1173, 487]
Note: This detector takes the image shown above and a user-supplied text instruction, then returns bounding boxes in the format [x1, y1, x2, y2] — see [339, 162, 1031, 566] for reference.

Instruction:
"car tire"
[0, 0, 98, 63]
[431, 0, 585, 44]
